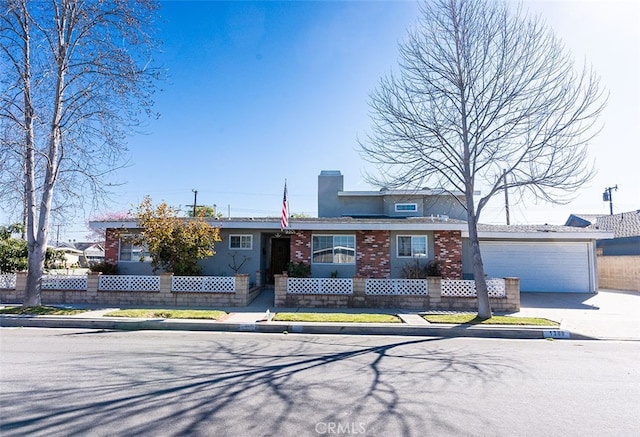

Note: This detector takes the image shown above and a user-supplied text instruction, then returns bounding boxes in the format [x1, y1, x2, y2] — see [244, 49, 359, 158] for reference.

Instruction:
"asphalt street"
[1, 328, 638, 437]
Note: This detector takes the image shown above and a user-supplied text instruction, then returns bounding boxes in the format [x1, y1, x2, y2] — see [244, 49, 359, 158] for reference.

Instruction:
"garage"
[479, 241, 594, 293]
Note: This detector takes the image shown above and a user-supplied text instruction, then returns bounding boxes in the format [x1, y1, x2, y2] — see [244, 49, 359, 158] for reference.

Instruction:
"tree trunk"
[23, 0, 63, 307]
[20, 0, 42, 307]
[465, 193, 492, 319]
[467, 216, 492, 319]
[24, 243, 44, 306]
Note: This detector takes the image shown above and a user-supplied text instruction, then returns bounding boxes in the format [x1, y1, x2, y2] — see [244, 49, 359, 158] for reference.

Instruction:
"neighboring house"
[54, 241, 105, 267]
[91, 170, 612, 293]
[565, 211, 640, 256]
[564, 213, 602, 229]
[50, 243, 84, 268]
[565, 210, 640, 292]
[76, 242, 106, 266]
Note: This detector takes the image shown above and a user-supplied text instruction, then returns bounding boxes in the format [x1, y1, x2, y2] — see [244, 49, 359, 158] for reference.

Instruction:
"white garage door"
[480, 241, 592, 293]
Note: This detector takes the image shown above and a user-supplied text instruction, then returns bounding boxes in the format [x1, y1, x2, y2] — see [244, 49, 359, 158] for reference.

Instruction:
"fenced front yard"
[0, 274, 16, 290]
[274, 275, 520, 311]
[0, 272, 259, 308]
[1, 272, 520, 311]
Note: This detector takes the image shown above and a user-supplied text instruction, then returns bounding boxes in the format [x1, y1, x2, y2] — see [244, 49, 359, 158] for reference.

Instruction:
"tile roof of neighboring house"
[588, 210, 640, 238]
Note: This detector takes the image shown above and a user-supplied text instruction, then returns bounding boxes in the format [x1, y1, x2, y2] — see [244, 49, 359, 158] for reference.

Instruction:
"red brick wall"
[290, 231, 311, 266]
[356, 230, 391, 278]
[433, 230, 462, 279]
[105, 228, 120, 264]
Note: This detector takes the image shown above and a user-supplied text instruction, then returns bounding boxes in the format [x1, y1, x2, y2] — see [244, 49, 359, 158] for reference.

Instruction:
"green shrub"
[401, 258, 441, 279]
[89, 260, 119, 274]
[287, 261, 311, 278]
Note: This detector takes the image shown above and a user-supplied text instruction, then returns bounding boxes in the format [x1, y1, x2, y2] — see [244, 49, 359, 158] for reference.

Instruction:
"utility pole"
[603, 185, 618, 215]
[186, 189, 198, 217]
[503, 169, 510, 225]
[55, 224, 62, 246]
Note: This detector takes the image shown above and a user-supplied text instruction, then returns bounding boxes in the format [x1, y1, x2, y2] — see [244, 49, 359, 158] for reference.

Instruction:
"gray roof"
[476, 223, 608, 234]
[90, 215, 612, 239]
[588, 210, 640, 238]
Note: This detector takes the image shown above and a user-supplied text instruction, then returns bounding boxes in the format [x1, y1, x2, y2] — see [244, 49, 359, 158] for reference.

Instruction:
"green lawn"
[424, 313, 559, 326]
[104, 309, 227, 320]
[0, 305, 88, 316]
[273, 312, 402, 323]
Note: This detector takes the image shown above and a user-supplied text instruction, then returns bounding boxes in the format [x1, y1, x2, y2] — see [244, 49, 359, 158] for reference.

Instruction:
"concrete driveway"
[514, 289, 640, 340]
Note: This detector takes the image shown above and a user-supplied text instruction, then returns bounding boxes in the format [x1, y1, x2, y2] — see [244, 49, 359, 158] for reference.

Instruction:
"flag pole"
[281, 179, 289, 230]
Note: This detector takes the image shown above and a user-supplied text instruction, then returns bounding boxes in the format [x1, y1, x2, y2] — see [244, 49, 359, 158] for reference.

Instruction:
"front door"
[269, 237, 290, 283]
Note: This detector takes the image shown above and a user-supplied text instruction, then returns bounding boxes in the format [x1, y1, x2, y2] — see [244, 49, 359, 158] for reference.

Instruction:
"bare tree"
[0, 0, 161, 306]
[0, 125, 27, 235]
[360, 0, 606, 318]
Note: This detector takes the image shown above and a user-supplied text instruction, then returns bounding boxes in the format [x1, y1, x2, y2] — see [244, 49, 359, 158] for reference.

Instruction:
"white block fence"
[275, 275, 519, 311]
[0, 272, 260, 307]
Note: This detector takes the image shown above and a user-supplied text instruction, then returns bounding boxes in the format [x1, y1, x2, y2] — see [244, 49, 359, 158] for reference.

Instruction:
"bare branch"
[358, 0, 606, 318]
[0, 0, 162, 305]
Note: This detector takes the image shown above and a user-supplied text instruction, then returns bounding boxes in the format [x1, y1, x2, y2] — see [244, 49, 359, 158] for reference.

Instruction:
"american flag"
[281, 180, 289, 230]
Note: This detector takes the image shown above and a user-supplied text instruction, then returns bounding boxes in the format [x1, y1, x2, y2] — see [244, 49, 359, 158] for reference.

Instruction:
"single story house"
[49, 245, 84, 268]
[76, 242, 106, 266]
[54, 242, 106, 267]
[565, 210, 640, 256]
[91, 171, 612, 293]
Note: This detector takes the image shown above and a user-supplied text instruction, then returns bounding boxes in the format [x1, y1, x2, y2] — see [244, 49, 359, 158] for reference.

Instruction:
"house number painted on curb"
[543, 330, 571, 339]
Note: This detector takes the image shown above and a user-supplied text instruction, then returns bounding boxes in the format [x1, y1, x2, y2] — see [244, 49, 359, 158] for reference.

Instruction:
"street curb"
[0, 315, 595, 340]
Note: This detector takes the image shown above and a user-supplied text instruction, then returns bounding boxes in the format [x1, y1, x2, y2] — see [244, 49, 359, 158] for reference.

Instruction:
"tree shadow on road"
[1, 332, 522, 436]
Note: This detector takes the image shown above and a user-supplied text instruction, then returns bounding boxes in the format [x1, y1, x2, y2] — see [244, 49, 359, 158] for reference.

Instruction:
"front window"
[397, 235, 427, 258]
[119, 240, 150, 262]
[312, 235, 355, 264]
[395, 203, 417, 212]
[229, 234, 253, 250]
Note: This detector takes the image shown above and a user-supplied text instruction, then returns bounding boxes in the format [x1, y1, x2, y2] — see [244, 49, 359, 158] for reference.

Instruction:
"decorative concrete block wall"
[274, 274, 520, 311]
[597, 256, 640, 291]
[1, 272, 260, 308]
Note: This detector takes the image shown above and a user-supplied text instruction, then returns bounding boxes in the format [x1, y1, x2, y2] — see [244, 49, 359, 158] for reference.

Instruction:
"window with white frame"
[397, 235, 427, 258]
[395, 203, 417, 212]
[119, 239, 150, 262]
[229, 234, 253, 250]
[312, 235, 355, 264]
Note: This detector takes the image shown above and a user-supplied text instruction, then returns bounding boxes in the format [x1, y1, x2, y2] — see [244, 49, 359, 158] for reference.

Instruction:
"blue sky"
[3, 0, 638, 242]
[100, 1, 418, 218]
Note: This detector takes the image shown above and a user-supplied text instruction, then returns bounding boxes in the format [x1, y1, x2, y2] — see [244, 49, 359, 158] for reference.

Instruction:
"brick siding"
[433, 230, 463, 279]
[105, 228, 120, 264]
[290, 231, 312, 266]
[356, 230, 391, 278]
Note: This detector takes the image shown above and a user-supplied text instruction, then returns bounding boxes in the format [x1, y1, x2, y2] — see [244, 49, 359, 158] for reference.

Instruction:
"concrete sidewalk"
[1, 289, 637, 341]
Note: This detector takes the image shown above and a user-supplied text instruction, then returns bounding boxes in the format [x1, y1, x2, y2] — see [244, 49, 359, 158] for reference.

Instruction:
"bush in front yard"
[89, 260, 119, 274]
